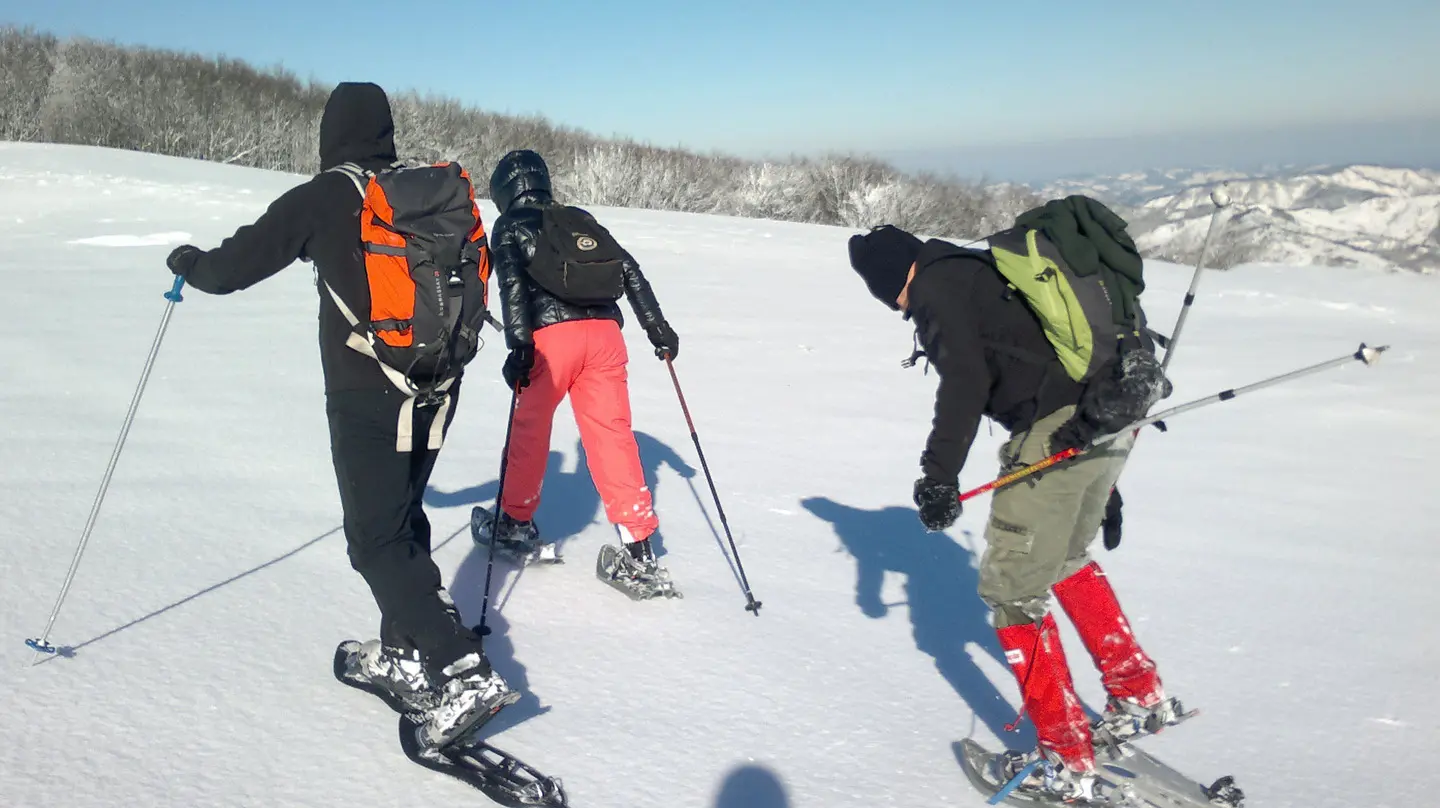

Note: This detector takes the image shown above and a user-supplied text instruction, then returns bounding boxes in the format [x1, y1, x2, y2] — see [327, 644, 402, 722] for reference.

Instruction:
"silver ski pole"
[960, 343, 1389, 501]
[26, 275, 187, 664]
[1092, 343, 1388, 448]
[1161, 183, 1234, 372]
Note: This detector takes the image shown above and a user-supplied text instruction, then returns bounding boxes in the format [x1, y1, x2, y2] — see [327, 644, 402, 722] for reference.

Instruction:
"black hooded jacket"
[173, 82, 412, 394]
[486, 150, 666, 349]
[904, 239, 1086, 485]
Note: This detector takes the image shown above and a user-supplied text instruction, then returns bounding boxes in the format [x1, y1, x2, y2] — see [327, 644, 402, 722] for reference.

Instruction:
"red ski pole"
[959, 448, 1081, 503]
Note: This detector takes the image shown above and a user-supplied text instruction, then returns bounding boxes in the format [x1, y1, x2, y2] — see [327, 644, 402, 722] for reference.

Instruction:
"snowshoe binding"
[472, 505, 563, 566]
[957, 739, 1135, 806]
[1091, 694, 1198, 757]
[410, 653, 520, 752]
[596, 537, 681, 601]
[334, 639, 437, 717]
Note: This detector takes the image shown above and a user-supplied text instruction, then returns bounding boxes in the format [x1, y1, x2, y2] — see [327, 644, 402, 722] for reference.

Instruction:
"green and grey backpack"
[984, 196, 1152, 382]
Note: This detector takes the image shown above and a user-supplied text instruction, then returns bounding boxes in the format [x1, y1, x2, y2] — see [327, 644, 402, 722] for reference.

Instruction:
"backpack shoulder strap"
[325, 162, 370, 198]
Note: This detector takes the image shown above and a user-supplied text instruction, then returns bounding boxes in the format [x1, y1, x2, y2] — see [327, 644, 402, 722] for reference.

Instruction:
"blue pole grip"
[165, 275, 185, 302]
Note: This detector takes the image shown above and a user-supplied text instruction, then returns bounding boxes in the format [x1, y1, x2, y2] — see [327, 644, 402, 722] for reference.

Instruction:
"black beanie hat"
[848, 224, 924, 310]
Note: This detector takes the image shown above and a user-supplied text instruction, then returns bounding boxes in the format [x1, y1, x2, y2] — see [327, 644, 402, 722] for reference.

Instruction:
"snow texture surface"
[2, 143, 1437, 808]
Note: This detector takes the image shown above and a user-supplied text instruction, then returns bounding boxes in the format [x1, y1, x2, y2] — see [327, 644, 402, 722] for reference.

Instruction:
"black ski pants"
[325, 383, 488, 683]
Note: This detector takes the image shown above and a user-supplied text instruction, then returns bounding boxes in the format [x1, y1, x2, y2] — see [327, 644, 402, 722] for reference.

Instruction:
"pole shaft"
[28, 278, 186, 661]
[959, 346, 1382, 503]
[664, 357, 762, 614]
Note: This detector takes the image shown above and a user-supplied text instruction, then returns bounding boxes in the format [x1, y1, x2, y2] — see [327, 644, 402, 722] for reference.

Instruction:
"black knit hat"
[848, 225, 923, 310]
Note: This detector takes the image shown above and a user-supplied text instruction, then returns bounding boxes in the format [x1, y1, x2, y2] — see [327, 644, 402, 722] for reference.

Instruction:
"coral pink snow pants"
[501, 319, 658, 542]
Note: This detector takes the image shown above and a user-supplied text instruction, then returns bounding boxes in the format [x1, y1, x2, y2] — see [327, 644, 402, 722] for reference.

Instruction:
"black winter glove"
[646, 321, 679, 361]
[913, 477, 961, 532]
[502, 345, 534, 390]
[1050, 349, 1173, 454]
[166, 244, 202, 276]
[1049, 409, 1104, 454]
[1102, 486, 1123, 550]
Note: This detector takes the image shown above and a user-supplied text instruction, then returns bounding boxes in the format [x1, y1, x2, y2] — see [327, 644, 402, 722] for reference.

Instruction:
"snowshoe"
[956, 739, 1132, 806]
[336, 640, 565, 806]
[595, 538, 681, 601]
[959, 734, 1246, 808]
[398, 713, 569, 807]
[472, 505, 563, 566]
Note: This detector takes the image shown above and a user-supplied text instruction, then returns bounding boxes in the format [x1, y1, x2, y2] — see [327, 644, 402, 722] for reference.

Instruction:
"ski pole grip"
[165, 275, 185, 302]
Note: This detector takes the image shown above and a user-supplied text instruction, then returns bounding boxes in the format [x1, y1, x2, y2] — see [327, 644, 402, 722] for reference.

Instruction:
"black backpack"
[326, 160, 494, 392]
[525, 205, 630, 306]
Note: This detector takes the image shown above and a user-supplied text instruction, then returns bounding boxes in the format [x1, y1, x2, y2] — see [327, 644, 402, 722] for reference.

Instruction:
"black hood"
[318, 82, 397, 171]
[489, 149, 553, 213]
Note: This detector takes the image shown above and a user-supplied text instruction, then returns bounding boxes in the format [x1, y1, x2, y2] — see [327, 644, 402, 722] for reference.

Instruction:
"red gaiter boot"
[1052, 561, 1164, 707]
[996, 613, 1095, 772]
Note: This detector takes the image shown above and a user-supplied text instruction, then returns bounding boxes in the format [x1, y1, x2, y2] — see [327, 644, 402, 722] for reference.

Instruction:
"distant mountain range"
[1036, 165, 1440, 273]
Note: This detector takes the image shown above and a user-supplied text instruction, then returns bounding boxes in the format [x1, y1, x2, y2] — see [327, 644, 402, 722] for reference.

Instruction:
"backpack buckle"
[415, 388, 449, 409]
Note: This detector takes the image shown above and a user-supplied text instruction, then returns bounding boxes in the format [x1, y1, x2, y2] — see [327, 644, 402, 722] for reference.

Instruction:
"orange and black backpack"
[323, 160, 496, 428]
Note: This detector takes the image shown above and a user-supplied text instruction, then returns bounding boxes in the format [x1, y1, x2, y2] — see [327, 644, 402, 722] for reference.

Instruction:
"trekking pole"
[475, 382, 521, 640]
[1160, 183, 1233, 373]
[958, 343, 1389, 503]
[663, 355, 763, 616]
[1086, 183, 1235, 548]
[26, 276, 187, 663]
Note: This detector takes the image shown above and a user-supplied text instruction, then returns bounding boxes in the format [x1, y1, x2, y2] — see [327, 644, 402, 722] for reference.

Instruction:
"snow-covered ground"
[2, 143, 1436, 808]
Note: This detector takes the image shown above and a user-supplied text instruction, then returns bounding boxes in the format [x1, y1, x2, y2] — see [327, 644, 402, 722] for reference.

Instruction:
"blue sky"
[7, 0, 1440, 179]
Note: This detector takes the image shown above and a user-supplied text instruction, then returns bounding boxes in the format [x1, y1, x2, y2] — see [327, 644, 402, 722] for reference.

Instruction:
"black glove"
[646, 321, 679, 361]
[166, 244, 202, 276]
[1049, 409, 1104, 454]
[913, 477, 961, 532]
[1050, 348, 1172, 454]
[1102, 486, 1123, 550]
[502, 345, 534, 390]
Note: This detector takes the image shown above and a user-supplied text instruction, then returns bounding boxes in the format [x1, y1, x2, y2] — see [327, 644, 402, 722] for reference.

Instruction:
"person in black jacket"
[479, 149, 681, 600]
[163, 81, 517, 751]
[848, 224, 1185, 800]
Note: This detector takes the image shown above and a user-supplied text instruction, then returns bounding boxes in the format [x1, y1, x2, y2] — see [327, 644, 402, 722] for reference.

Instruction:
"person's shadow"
[801, 497, 1031, 748]
[430, 431, 697, 733]
[712, 763, 790, 808]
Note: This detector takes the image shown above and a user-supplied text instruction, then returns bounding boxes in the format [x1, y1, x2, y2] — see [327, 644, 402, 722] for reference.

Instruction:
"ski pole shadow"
[712, 763, 790, 808]
[435, 431, 696, 733]
[37, 525, 343, 663]
[448, 550, 548, 735]
[800, 497, 1031, 748]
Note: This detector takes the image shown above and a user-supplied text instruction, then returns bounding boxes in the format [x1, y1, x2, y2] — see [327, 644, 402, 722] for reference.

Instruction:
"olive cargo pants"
[979, 405, 1134, 628]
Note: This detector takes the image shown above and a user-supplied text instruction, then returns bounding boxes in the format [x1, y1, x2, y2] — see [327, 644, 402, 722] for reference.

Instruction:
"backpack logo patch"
[575, 234, 598, 251]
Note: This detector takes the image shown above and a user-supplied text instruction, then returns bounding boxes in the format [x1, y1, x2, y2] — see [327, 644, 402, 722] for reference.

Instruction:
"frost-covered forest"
[0, 26, 1042, 239]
